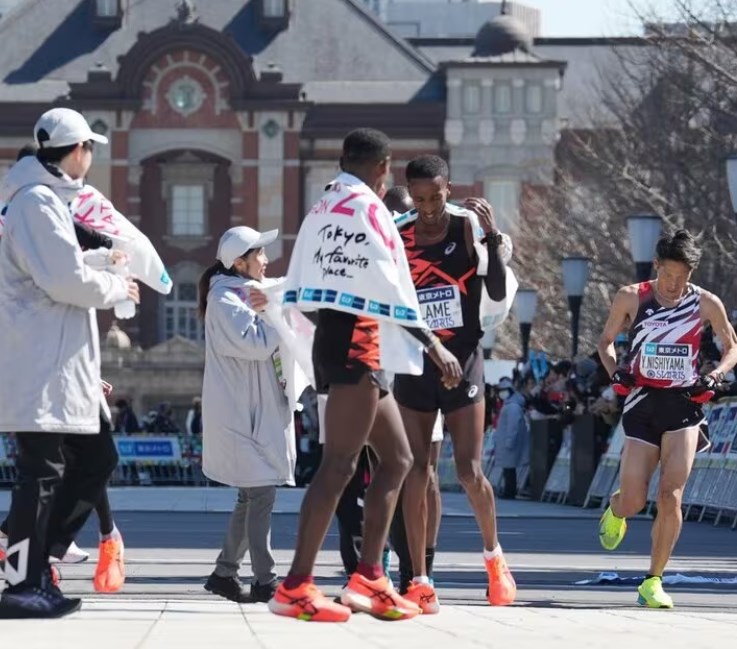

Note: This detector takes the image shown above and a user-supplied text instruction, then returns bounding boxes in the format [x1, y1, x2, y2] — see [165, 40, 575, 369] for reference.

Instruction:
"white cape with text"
[71, 186, 173, 295]
[283, 173, 425, 376]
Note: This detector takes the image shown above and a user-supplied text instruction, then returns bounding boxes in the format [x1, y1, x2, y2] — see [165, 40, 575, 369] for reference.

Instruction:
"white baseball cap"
[216, 226, 278, 269]
[34, 108, 109, 149]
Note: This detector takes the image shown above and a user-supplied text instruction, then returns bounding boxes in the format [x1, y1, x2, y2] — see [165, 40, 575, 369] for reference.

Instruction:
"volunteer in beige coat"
[200, 226, 296, 605]
[0, 108, 139, 619]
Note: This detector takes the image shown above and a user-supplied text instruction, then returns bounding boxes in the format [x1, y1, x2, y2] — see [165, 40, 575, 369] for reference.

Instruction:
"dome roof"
[105, 321, 131, 350]
[473, 14, 533, 58]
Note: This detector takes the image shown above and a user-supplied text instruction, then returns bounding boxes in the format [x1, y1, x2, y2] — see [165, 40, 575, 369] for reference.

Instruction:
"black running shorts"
[622, 387, 710, 452]
[393, 343, 485, 414]
[312, 309, 389, 395]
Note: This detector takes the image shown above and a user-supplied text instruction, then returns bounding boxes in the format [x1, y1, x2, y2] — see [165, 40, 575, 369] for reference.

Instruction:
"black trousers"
[501, 468, 518, 500]
[4, 419, 118, 588]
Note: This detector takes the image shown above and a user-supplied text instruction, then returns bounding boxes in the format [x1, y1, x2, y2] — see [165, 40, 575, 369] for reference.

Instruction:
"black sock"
[96, 488, 115, 536]
[645, 573, 660, 581]
[425, 547, 436, 579]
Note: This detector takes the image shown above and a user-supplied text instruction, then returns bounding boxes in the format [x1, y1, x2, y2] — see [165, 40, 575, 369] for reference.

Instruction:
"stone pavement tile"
[2, 601, 737, 649]
[0, 618, 152, 649]
[142, 620, 252, 648]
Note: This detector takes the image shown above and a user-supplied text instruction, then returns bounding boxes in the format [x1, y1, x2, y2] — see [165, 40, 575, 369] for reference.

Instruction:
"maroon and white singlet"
[628, 282, 702, 389]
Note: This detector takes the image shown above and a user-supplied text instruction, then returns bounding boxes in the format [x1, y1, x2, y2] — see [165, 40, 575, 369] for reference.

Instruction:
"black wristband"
[481, 231, 503, 247]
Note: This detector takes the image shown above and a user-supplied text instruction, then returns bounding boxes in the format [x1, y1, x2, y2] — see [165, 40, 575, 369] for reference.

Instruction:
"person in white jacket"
[200, 226, 296, 605]
[0, 108, 139, 619]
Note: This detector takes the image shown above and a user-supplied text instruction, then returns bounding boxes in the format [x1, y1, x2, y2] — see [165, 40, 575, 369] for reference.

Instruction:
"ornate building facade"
[0, 0, 630, 416]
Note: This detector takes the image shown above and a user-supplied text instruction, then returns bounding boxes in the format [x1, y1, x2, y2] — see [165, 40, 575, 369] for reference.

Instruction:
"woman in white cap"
[199, 226, 296, 604]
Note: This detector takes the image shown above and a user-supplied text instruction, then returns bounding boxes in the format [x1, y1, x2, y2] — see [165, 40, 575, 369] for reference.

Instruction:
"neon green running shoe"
[598, 492, 627, 551]
[637, 576, 673, 609]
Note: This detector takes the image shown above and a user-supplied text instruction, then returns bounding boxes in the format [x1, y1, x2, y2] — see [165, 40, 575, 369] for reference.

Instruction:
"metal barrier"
[541, 426, 572, 503]
[4, 402, 737, 531]
[582, 399, 737, 528]
[583, 421, 624, 509]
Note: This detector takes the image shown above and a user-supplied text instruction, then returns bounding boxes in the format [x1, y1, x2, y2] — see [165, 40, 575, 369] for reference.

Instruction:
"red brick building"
[0, 0, 624, 352]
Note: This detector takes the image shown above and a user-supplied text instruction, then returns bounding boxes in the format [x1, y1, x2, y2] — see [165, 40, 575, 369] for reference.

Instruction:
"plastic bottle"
[112, 258, 136, 320]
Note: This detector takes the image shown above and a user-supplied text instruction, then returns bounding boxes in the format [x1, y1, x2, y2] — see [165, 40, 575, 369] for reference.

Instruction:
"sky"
[523, 0, 684, 37]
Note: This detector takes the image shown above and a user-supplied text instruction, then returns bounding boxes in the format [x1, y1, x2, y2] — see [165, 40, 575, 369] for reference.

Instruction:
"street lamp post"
[481, 327, 496, 360]
[726, 154, 737, 214]
[561, 256, 591, 358]
[627, 214, 663, 282]
[514, 288, 538, 362]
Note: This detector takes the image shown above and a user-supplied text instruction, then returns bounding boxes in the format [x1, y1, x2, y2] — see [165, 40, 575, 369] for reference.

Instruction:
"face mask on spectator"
[499, 389, 512, 400]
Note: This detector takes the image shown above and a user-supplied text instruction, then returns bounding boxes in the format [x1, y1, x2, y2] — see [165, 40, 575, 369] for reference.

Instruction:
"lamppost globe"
[627, 214, 662, 282]
[562, 256, 590, 358]
[514, 288, 538, 362]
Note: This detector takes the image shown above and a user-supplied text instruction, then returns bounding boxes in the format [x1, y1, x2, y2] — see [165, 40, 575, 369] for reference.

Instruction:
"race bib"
[639, 342, 692, 382]
[417, 285, 463, 330]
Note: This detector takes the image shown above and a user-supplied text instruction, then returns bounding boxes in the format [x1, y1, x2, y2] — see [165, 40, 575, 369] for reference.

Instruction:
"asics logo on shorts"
[468, 385, 478, 398]
[444, 242, 456, 255]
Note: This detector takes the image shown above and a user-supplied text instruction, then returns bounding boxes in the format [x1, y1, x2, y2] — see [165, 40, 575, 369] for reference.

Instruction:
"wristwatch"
[481, 230, 503, 247]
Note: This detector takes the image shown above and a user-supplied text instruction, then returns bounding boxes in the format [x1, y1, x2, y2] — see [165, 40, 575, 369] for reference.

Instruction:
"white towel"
[394, 204, 517, 330]
[246, 277, 315, 414]
[70, 186, 173, 295]
[283, 173, 425, 376]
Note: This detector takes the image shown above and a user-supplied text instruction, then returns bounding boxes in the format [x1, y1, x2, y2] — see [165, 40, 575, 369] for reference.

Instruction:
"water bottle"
[112, 258, 136, 320]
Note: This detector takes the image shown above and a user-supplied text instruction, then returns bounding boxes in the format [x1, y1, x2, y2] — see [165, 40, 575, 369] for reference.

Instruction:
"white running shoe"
[50, 541, 90, 564]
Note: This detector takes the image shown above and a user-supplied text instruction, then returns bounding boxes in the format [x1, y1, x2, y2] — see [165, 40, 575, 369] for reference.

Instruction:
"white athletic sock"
[412, 575, 431, 585]
[483, 545, 503, 560]
[100, 523, 122, 543]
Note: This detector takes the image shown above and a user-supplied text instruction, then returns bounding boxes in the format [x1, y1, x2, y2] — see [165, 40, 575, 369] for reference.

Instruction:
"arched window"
[160, 263, 204, 343]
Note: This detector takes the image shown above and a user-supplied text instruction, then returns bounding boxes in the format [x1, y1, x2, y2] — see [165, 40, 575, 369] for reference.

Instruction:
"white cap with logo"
[34, 108, 109, 149]
[216, 226, 279, 269]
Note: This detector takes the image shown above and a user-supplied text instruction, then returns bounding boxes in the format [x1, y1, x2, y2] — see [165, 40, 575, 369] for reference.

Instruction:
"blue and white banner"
[113, 435, 182, 463]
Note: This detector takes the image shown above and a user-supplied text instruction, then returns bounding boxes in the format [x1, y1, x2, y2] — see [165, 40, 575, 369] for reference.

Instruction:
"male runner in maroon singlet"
[268, 130, 462, 623]
[597, 229, 737, 608]
[393, 155, 516, 612]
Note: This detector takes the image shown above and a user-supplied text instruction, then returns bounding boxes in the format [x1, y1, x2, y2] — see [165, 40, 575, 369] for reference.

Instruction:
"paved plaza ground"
[1, 488, 736, 648]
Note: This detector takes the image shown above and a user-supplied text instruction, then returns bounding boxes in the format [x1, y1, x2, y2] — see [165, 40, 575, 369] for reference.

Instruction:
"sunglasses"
[82, 140, 95, 153]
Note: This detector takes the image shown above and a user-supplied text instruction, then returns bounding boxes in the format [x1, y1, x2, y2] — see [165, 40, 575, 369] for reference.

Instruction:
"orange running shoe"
[485, 554, 516, 606]
[404, 581, 440, 615]
[341, 573, 421, 620]
[268, 581, 351, 622]
[94, 538, 125, 594]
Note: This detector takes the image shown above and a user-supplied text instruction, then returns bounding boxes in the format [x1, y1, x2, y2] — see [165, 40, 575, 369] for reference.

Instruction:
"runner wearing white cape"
[392, 155, 517, 612]
[269, 128, 463, 623]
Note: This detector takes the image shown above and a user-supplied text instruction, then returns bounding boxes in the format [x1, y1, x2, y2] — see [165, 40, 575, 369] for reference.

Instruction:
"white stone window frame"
[161, 160, 215, 249]
[160, 262, 204, 344]
[493, 83, 513, 114]
[463, 82, 482, 115]
[170, 185, 206, 236]
[525, 83, 544, 114]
